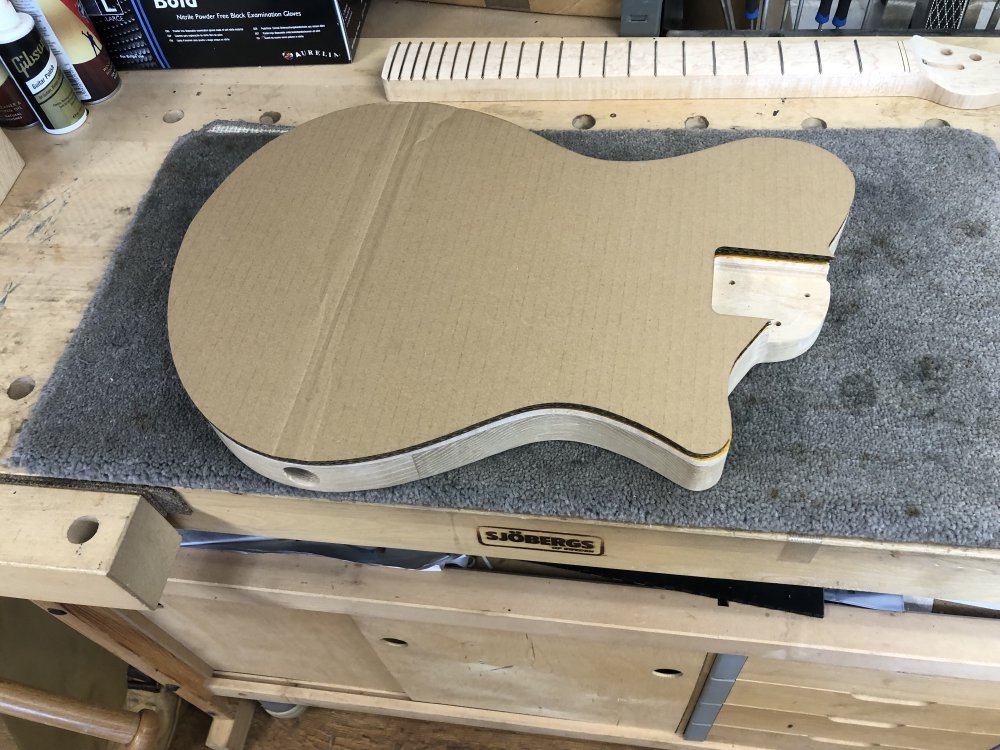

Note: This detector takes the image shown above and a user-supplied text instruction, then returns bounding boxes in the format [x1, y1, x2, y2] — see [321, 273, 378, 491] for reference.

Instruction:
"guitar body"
[168, 103, 854, 492]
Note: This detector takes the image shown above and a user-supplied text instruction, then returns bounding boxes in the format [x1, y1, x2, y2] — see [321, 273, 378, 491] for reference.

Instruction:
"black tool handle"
[815, 0, 834, 23]
[833, 0, 852, 26]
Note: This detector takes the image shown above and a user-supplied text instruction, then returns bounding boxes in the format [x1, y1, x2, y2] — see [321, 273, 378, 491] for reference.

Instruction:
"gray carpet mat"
[8, 120, 1000, 547]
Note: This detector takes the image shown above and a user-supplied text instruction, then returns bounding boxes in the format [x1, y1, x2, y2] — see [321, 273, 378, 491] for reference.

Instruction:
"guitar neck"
[381, 36, 1000, 110]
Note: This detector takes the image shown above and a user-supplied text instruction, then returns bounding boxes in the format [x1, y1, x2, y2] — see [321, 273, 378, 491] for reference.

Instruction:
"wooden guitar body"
[168, 103, 854, 492]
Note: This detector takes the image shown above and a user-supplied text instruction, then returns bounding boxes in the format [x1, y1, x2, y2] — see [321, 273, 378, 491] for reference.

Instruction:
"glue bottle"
[0, 0, 84, 134]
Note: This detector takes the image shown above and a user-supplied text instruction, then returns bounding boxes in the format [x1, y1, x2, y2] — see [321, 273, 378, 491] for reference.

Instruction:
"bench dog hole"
[6, 375, 34, 399]
[652, 668, 683, 678]
[67, 516, 100, 545]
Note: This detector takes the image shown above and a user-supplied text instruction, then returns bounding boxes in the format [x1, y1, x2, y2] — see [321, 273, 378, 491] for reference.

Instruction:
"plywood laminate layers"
[168, 103, 853, 473]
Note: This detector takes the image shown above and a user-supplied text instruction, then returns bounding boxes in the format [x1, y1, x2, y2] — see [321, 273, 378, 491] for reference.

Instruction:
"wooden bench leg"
[35, 602, 253, 750]
[206, 701, 255, 750]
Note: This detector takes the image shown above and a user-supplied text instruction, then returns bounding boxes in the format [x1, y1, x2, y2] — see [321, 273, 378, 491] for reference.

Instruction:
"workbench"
[2, 2, 1000, 748]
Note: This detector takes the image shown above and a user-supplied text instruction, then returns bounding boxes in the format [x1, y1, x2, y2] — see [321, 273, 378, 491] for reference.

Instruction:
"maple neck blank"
[382, 36, 1000, 110]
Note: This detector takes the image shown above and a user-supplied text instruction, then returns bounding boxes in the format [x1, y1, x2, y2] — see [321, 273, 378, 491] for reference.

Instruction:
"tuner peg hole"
[729, 280, 736, 285]
[939, 47, 953, 56]
[801, 117, 827, 130]
[380, 637, 409, 648]
[921, 58, 964, 71]
[572, 114, 596, 130]
[685, 115, 709, 130]
[924, 118, 951, 128]
[162, 110, 184, 124]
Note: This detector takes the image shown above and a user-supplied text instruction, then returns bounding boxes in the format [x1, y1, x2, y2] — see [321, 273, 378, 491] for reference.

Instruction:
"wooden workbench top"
[2, 0, 999, 596]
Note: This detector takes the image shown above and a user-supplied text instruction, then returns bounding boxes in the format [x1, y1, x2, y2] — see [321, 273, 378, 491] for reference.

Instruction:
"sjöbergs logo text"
[477, 527, 603, 555]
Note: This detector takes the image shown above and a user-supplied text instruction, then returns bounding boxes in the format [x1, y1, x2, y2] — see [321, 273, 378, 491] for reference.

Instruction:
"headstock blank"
[911, 36, 1000, 110]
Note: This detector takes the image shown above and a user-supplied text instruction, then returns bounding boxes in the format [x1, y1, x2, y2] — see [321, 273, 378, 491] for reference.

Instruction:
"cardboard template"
[168, 103, 854, 491]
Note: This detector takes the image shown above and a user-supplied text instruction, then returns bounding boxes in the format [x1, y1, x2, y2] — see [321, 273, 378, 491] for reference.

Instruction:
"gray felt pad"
[8, 121, 1000, 546]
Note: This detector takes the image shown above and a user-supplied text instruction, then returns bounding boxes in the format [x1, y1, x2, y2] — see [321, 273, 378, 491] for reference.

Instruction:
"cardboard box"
[416, 0, 618, 18]
[79, 0, 368, 69]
